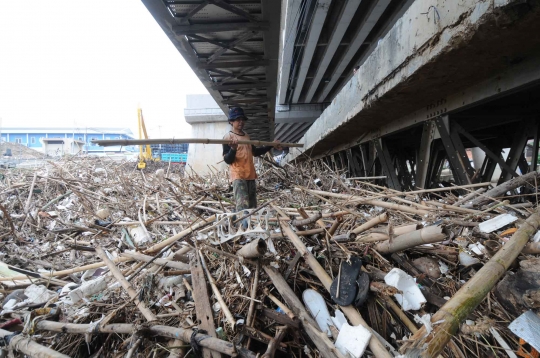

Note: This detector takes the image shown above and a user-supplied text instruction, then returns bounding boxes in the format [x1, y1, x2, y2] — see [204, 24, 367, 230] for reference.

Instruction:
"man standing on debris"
[223, 107, 282, 217]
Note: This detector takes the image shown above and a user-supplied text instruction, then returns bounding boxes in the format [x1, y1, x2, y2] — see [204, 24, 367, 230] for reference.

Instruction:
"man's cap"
[228, 107, 248, 121]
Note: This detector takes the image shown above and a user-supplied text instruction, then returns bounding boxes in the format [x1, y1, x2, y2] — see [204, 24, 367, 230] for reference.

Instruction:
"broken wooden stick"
[351, 212, 388, 234]
[95, 246, 157, 322]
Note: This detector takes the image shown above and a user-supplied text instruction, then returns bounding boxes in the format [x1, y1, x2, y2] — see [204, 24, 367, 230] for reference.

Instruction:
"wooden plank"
[190, 256, 221, 358]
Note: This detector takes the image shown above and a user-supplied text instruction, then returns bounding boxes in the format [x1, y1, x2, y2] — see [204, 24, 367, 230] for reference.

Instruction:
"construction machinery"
[137, 108, 155, 169]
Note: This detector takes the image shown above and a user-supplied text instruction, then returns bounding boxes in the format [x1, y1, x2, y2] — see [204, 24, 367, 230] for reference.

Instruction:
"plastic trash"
[479, 214, 517, 233]
[384, 268, 426, 311]
[335, 322, 372, 358]
[302, 289, 332, 337]
[129, 225, 151, 246]
[68, 277, 107, 304]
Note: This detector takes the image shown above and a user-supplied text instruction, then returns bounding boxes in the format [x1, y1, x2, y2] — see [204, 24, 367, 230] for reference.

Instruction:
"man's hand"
[230, 137, 239, 150]
[273, 140, 283, 151]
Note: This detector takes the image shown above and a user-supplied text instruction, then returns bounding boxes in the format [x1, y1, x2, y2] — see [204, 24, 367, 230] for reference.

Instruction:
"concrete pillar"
[184, 94, 229, 176]
[186, 121, 229, 175]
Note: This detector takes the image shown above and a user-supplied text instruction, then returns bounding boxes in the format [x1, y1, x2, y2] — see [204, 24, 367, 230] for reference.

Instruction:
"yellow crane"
[137, 108, 156, 169]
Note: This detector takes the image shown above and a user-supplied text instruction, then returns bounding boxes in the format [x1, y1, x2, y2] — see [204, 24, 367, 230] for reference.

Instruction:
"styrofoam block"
[335, 322, 371, 358]
[479, 214, 517, 233]
[384, 268, 426, 311]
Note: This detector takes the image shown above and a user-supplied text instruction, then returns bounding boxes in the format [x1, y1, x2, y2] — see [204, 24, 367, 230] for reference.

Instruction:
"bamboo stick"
[0, 327, 69, 358]
[281, 224, 391, 358]
[300, 188, 429, 216]
[262, 266, 345, 358]
[95, 247, 157, 322]
[93, 138, 304, 148]
[452, 188, 486, 206]
[120, 252, 190, 270]
[199, 251, 236, 328]
[470, 171, 540, 207]
[375, 226, 446, 254]
[351, 213, 388, 234]
[403, 207, 540, 357]
[236, 239, 267, 258]
[0, 257, 132, 281]
[35, 321, 238, 356]
[144, 215, 216, 254]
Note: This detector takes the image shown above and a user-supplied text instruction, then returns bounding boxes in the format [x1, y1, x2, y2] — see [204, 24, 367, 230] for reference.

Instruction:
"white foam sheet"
[335, 322, 372, 358]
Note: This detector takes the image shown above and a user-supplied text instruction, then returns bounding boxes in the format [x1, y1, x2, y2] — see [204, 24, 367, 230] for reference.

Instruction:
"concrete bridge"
[143, 0, 540, 188]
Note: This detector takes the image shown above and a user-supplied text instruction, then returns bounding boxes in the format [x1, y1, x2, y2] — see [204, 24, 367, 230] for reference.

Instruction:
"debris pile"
[0, 155, 539, 357]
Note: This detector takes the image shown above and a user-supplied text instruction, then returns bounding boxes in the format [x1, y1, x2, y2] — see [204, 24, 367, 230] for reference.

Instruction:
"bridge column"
[185, 95, 229, 176]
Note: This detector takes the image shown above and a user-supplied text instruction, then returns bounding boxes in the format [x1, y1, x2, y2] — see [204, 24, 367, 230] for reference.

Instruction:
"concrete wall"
[286, 0, 540, 162]
[186, 121, 230, 175]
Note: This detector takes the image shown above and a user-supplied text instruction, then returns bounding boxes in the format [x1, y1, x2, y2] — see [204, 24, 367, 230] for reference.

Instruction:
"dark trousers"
[233, 179, 257, 212]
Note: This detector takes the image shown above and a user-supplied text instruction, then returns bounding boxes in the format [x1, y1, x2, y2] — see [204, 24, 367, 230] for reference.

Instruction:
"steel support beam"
[434, 116, 472, 185]
[452, 122, 520, 179]
[374, 139, 401, 191]
[316, 0, 391, 102]
[415, 120, 435, 188]
[291, 0, 332, 103]
[173, 22, 269, 35]
[196, 60, 269, 69]
[531, 120, 540, 172]
[211, 82, 269, 90]
[304, 0, 362, 103]
[498, 120, 531, 184]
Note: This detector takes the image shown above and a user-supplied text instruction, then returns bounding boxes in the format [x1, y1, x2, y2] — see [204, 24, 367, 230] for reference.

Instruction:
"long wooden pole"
[403, 207, 540, 357]
[35, 321, 238, 356]
[93, 138, 304, 148]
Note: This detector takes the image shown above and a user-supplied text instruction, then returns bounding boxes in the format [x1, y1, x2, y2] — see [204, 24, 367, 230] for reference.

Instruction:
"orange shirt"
[223, 131, 257, 181]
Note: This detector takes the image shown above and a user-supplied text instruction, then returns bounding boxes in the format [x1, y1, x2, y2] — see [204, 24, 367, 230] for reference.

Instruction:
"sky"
[0, 0, 209, 138]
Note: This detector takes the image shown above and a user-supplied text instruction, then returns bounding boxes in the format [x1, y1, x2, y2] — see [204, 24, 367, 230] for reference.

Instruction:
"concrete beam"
[277, 0, 302, 105]
[275, 103, 323, 123]
[304, 0, 362, 103]
[291, 0, 332, 103]
[316, 0, 391, 103]
[286, 0, 540, 162]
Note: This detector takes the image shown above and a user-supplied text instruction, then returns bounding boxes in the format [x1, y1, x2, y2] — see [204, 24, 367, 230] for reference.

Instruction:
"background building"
[0, 127, 135, 155]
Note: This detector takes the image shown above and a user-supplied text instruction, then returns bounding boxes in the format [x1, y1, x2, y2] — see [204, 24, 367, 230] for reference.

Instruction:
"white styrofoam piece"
[533, 230, 540, 243]
[331, 309, 347, 330]
[302, 289, 332, 337]
[479, 214, 517, 233]
[469, 242, 486, 256]
[509, 310, 540, 353]
[69, 277, 107, 304]
[335, 322, 371, 358]
[384, 268, 426, 311]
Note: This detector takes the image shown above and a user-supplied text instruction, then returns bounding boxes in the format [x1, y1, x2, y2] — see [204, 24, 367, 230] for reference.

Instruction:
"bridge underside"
[287, 0, 540, 189]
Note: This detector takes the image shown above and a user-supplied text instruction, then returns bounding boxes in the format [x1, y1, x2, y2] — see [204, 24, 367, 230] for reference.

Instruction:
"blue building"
[0, 127, 136, 154]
